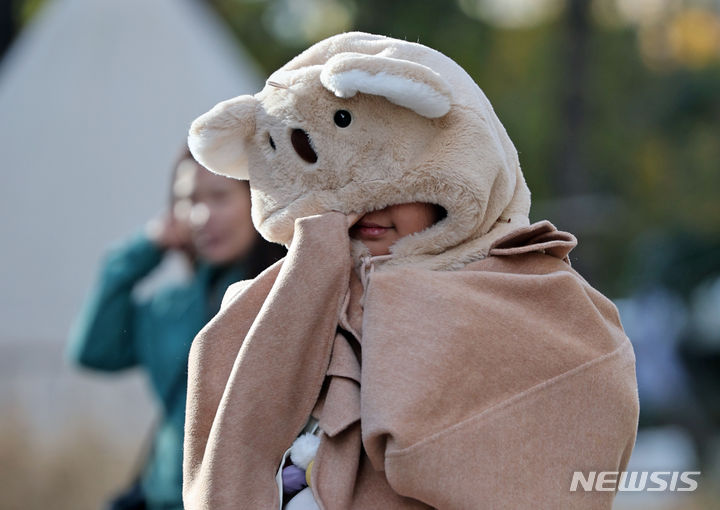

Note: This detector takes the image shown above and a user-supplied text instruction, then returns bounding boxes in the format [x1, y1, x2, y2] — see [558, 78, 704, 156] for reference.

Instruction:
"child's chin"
[360, 241, 392, 257]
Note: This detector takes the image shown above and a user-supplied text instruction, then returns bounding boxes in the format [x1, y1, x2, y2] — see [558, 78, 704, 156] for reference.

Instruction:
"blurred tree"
[0, 0, 17, 59]
[556, 0, 590, 197]
[1, 0, 49, 61]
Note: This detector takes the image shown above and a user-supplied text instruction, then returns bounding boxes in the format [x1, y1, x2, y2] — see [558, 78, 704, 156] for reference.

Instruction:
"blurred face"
[350, 203, 440, 256]
[173, 159, 257, 264]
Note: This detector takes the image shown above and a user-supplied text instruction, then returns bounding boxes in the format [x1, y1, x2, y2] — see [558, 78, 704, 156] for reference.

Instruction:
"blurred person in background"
[67, 146, 285, 510]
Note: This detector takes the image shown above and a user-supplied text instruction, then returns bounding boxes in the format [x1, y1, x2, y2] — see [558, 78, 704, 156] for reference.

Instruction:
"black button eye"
[334, 110, 352, 128]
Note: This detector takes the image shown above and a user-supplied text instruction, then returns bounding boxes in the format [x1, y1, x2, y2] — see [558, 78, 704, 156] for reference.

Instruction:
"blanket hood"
[189, 32, 531, 270]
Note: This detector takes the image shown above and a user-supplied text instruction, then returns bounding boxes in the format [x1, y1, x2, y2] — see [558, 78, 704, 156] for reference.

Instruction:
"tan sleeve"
[183, 261, 282, 503]
[220, 280, 253, 310]
[183, 212, 352, 509]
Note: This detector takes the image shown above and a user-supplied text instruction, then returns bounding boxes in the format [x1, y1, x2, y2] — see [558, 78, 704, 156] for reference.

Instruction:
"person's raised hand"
[146, 208, 193, 252]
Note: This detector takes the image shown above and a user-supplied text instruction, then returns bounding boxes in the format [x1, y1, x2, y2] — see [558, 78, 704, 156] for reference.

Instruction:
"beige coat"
[183, 213, 639, 510]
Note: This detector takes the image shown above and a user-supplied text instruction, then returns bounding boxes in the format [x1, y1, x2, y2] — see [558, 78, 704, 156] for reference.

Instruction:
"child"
[183, 32, 639, 509]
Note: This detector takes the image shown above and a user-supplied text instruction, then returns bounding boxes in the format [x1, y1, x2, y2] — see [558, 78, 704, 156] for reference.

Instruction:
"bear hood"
[188, 32, 531, 271]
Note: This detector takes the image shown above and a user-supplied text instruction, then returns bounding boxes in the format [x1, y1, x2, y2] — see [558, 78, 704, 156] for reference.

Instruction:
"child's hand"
[346, 212, 362, 229]
[295, 211, 361, 245]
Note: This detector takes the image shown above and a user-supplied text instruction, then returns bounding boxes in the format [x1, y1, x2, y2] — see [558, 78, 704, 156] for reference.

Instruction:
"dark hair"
[168, 146, 195, 209]
[243, 234, 287, 279]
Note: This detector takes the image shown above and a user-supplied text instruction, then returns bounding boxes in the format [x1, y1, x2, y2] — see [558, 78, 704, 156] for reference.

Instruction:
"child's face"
[350, 203, 440, 256]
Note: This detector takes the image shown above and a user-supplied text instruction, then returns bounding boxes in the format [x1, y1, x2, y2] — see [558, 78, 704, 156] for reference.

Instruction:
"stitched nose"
[291, 129, 318, 164]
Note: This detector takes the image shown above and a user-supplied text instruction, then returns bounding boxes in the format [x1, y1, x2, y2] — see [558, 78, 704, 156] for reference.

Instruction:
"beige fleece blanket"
[183, 212, 638, 509]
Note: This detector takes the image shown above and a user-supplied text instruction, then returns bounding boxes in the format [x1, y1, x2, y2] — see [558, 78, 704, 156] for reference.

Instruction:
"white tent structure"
[0, 0, 262, 505]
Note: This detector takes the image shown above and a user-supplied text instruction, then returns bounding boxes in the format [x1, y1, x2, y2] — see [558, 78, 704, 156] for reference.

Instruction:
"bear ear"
[187, 95, 257, 180]
[319, 53, 452, 118]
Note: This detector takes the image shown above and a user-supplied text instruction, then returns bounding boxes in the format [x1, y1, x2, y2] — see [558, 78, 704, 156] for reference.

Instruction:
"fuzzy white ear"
[187, 95, 258, 180]
[320, 53, 452, 118]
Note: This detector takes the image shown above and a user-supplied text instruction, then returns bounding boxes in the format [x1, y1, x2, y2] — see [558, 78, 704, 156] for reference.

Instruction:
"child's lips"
[353, 222, 392, 238]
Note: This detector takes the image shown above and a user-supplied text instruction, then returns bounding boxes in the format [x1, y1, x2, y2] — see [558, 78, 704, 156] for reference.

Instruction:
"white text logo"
[570, 471, 700, 492]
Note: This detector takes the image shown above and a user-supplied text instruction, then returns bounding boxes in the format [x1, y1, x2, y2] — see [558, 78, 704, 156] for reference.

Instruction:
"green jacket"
[67, 232, 247, 510]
